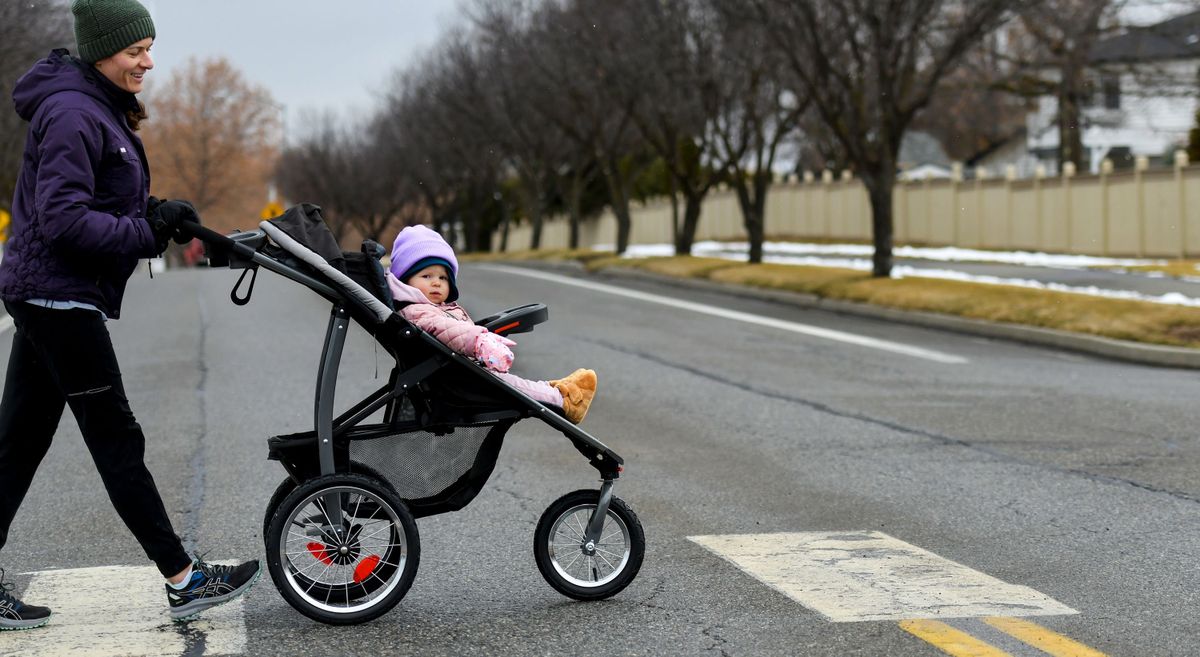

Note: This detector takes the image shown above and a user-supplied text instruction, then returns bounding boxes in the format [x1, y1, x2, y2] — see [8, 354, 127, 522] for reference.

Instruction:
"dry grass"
[468, 250, 1200, 348]
[458, 249, 1200, 345]
[1099, 260, 1200, 278]
[709, 262, 1200, 348]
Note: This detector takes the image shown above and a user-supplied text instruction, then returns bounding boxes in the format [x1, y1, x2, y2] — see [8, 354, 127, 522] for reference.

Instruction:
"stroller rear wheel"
[262, 462, 395, 546]
[534, 489, 644, 600]
[266, 472, 420, 625]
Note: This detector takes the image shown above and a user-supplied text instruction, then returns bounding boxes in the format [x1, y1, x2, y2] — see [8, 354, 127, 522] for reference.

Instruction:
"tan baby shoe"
[550, 368, 597, 424]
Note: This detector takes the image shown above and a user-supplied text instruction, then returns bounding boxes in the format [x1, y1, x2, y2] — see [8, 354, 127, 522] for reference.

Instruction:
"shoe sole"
[0, 615, 50, 631]
[170, 566, 262, 623]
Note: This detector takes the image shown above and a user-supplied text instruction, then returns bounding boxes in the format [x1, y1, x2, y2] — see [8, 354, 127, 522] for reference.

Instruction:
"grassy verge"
[463, 251, 1200, 349]
[1093, 261, 1200, 278]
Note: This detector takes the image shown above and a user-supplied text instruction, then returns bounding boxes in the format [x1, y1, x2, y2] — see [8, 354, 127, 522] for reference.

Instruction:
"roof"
[898, 131, 951, 169]
[1091, 10, 1200, 64]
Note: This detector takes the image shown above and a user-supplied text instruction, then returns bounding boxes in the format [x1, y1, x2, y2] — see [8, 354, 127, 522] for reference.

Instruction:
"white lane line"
[479, 265, 967, 364]
[6, 565, 247, 656]
[688, 531, 1076, 623]
[0, 315, 12, 336]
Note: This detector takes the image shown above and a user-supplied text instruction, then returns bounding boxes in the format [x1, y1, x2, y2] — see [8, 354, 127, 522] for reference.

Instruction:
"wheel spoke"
[599, 526, 623, 544]
[553, 526, 583, 543]
[357, 521, 398, 543]
[304, 560, 335, 594]
[571, 512, 589, 540]
[560, 551, 583, 572]
[594, 551, 617, 573]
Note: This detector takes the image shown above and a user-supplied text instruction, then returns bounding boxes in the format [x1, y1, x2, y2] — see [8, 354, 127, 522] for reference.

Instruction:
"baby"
[386, 225, 597, 424]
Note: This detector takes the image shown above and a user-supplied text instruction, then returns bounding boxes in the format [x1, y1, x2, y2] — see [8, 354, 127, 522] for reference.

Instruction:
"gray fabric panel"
[259, 221, 392, 322]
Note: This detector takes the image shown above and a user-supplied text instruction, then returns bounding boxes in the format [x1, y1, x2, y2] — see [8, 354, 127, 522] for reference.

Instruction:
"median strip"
[983, 616, 1109, 657]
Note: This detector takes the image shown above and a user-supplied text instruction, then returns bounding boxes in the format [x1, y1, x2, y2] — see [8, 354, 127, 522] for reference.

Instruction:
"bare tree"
[274, 111, 358, 242]
[275, 110, 415, 245]
[546, 0, 654, 254]
[991, 1, 1200, 172]
[141, 57, 279, 234]
[0, 0, 72, 213]
[710, 3, 809, 263]
[375, 33, 507, 252]
[471, 0, 575, 250]
[1001, 1, 1125, 171]
[911, 42, 1030, 164]
[743, 0, 1021, 276]
[614, 0, 725, 255]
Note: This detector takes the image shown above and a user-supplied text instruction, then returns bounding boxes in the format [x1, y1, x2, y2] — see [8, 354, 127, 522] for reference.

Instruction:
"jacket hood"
[13, 49, 137, 122]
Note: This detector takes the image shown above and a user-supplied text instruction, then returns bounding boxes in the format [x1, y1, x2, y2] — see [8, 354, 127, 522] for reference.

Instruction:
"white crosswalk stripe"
[688, 531, 1076, 622]
[2, 565, 247, 657]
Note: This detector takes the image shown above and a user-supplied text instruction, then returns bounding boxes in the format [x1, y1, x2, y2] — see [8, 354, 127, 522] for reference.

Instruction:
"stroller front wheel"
[534, 489, 645, 600]
[265, 472, 420, 625]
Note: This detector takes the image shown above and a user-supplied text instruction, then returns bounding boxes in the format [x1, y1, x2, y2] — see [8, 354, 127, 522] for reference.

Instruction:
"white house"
[1026, 10, 1200, 174]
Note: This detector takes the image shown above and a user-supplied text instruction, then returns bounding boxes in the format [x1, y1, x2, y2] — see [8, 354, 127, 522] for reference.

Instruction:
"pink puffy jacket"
[387, 272, 515, 371]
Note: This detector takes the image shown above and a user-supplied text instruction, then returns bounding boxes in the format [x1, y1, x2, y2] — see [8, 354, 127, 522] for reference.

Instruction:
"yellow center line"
[984, 617, 1109, 657]
[898, 619, 1014, 657]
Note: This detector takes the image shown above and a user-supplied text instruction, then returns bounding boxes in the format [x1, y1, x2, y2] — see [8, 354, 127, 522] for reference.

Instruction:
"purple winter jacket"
[0, 49, 158, 319]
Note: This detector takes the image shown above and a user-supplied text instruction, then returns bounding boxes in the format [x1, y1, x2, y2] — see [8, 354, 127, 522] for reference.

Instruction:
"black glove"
[172, 200, 200, 244]
[145, 199, 200, 252]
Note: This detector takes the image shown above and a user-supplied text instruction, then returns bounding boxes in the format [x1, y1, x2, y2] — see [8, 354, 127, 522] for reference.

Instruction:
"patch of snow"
[595, 242, 1200, 307]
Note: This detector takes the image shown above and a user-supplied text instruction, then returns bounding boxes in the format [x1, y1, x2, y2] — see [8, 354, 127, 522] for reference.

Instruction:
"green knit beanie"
[71, 0, 156, 63]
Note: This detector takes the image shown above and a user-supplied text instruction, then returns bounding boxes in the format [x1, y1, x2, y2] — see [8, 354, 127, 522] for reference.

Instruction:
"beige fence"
[496, 158, 1200, 258]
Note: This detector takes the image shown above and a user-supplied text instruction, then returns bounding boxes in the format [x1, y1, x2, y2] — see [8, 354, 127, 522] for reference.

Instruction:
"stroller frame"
[183, 219, 641, 624]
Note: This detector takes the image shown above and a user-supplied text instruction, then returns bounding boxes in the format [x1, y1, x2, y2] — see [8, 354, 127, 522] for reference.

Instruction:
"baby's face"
[407, 264, 451, 303]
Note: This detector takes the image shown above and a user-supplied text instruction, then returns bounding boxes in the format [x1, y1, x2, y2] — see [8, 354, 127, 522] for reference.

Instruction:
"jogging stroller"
[179, 205, 644, 625]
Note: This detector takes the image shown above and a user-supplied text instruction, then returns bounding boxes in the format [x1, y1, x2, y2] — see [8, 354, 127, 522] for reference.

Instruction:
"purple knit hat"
[389, 225, 460, 302]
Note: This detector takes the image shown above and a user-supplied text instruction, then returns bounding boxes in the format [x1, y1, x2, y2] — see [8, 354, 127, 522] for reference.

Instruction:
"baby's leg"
[490, 371, 563, 406]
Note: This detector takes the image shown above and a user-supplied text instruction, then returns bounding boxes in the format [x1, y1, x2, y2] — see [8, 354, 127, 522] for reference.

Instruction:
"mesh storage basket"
[267, 416, 514, 519]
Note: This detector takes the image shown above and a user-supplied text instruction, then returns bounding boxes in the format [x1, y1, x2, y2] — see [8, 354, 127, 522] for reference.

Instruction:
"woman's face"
[94, 37, 154, 94]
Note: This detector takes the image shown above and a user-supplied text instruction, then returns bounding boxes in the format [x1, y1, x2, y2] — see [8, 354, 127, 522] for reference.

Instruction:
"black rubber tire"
[534, 489, 644, 601]
[262, 463, 396, 546]
[266, 472, 419, 625]
[263, 476, 298, 546]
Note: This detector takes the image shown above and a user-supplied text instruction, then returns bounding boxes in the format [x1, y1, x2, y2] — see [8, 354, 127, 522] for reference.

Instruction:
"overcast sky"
[142, 1, 463, 133]
[134, 0, 1192, 139]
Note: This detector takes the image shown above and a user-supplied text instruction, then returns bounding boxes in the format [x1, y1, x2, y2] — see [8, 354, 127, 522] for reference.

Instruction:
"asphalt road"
[1, 263, 1197, 656]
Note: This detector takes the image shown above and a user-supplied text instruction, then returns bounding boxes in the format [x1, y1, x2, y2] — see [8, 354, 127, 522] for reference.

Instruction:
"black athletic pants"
[0, 301, 191, 578]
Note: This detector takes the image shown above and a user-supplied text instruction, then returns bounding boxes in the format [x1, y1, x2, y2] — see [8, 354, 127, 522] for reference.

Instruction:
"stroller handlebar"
[177, 220, 267, 270]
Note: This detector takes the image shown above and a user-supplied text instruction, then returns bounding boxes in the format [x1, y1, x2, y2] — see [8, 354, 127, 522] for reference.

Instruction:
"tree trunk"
[733, 171, 771, 264]
[519, 174, 545, 250]
[600, 155, 633, 254]
[668, 175, 680, 246]
[567, 169, 583, 250]
[1058, 61, 1086, 171]
[862, 171, 895, 277]
[675, 190, 703, 255]
[499, 197, 510, 252]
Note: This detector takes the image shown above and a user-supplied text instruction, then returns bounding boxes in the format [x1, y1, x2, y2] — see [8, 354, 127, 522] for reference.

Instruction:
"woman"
[0, 0, 259, 630]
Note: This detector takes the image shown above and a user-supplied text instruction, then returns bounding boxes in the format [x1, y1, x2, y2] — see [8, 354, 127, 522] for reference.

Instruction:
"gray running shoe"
[166, 558, 261, 622]
[0, 568, 50, 630]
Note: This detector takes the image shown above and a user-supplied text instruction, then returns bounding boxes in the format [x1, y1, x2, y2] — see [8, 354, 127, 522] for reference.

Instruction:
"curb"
[493, 260, 1200, 370]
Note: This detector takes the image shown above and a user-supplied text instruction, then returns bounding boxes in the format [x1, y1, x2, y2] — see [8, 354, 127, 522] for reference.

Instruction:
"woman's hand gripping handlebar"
[174, 220, 265, 269]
